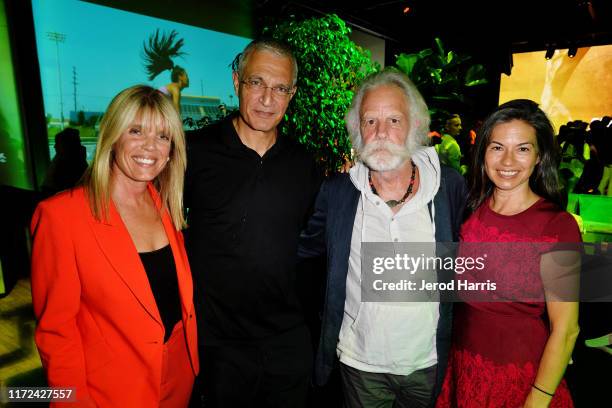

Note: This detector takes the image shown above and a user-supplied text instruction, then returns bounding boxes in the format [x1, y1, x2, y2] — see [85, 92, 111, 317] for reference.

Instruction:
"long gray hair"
[345, 68, 430, 152]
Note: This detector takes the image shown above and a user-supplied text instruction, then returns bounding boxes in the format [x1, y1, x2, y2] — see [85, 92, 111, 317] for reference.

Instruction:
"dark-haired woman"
[436, 99, 581, 407]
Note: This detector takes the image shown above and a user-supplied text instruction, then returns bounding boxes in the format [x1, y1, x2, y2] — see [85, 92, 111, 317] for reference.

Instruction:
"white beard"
[359, 140, 414, 171]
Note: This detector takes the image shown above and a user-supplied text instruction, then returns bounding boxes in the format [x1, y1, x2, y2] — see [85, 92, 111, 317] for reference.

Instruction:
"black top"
[185, 115, 322, 344]
[139, 244, 182, 343]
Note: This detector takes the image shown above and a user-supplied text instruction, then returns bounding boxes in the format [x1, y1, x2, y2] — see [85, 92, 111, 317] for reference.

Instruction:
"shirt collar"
[221, 113, 288, 158]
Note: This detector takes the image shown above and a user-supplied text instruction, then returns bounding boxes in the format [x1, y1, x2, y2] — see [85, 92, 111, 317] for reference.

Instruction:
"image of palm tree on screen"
[142, 29, 189, 114]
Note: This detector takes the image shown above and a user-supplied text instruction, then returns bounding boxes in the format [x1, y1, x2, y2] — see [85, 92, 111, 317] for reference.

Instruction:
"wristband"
[532, 383, 554, 397]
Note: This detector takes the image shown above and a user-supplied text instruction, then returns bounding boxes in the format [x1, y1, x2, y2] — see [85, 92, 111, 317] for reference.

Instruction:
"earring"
[167, 157, 170, 162]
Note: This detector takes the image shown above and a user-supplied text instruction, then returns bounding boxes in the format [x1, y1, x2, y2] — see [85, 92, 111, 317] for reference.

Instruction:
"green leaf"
[418, 48, 433, 59]
[446, 50, 455, 64]
[396, 53, 420, 77]
[464, 64, 488, 87]
[434, 37, 445, 56]
[265, 13, 378, 172]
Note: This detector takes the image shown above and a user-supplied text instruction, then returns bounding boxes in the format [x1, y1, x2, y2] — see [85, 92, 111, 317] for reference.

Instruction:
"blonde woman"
[31, 85, 198, 407]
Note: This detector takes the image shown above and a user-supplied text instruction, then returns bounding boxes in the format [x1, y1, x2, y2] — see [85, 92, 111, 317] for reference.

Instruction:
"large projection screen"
[499, 45, 612, 131]
[32, 0, 251, 160]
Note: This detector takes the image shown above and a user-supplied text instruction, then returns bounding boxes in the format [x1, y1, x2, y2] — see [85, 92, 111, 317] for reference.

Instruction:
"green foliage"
[266, 14, 379, 172]
[85, 114, 99, 127]
[183, 116, 211, 130]
[395, 38, 488, 128]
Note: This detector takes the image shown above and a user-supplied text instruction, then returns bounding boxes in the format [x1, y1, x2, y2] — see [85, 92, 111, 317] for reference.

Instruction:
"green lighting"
[0, 0, 32, 189]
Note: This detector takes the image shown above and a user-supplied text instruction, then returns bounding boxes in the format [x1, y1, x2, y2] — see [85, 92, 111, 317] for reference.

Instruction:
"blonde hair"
[82, 85, 186, 229]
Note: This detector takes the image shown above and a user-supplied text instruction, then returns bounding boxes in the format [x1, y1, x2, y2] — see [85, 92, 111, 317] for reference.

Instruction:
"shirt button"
[376, 201, 380, 206]
[394, 238, 399, 242]
[241, 217, 246, 223]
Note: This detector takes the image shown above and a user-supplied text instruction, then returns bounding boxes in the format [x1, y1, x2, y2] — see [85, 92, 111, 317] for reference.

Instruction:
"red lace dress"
[435, 198, 581, 408]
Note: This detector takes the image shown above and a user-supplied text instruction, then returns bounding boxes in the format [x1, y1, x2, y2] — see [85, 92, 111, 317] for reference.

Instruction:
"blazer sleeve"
[298, 179, 329, 259]
[446, 168, 469, 240]
[30, 201, 94, 406]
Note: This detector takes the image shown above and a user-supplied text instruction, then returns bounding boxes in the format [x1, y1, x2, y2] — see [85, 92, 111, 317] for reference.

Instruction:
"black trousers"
[195, 325, 313, 408]
[340, 363, 437, 408]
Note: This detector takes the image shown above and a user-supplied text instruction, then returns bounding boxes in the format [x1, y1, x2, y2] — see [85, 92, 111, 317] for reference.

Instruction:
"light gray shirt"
[337, 147, 441, 375]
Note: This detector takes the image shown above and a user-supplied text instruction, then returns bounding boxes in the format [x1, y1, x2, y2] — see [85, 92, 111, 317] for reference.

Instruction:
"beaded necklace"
[368, 160, 417, 208]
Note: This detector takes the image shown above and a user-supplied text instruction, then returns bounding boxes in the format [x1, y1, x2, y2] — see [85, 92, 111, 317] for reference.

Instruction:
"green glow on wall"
[0, 0, 31, 189]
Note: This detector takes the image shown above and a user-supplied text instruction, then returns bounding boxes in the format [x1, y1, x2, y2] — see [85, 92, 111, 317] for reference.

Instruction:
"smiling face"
[359, 84, 412, 171]
[111, 116, 172, 187]
[232, 49, 295, 137]
[484, 119, 540, 195]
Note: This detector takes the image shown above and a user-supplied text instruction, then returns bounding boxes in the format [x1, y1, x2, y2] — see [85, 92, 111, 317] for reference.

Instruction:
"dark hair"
[142, 29, 186, 80]
[171, 65, 186, 83]
[468, 99, 563, 211]
[54, 127, 81, 149]
[445, 113, 461, 124]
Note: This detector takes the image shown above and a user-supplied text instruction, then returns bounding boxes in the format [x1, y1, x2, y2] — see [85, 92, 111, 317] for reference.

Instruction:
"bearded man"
[299, 69, 467, 407]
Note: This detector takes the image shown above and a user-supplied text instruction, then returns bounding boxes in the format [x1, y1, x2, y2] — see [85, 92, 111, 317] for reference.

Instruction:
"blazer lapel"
[88, 192, 163, 328]
[150, 185, 193, 322]
[334, 178, 360, 256]
[432, 172, 451, 242]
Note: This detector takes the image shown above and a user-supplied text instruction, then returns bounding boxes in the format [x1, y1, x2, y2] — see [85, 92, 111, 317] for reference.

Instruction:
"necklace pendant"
[385, 199, 400, 207]
[369, 159, 417, 210]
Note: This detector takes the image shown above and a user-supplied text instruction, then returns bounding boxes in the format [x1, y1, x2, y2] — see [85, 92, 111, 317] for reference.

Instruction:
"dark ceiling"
[251, 0, 612, 117]
[78, 0, 612, 78]
[83, 1, 612, 59]
[255, 0, 612, 53]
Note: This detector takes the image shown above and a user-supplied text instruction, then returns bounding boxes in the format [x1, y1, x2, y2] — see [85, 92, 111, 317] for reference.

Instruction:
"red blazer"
[30, 185, 199, 407]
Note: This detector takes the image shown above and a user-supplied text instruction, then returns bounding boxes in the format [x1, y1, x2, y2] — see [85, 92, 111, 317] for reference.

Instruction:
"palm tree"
[142, 29, 186, 80]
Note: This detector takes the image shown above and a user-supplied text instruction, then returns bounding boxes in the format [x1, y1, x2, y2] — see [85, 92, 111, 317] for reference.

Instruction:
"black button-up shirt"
[185, 117, 322, 344]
